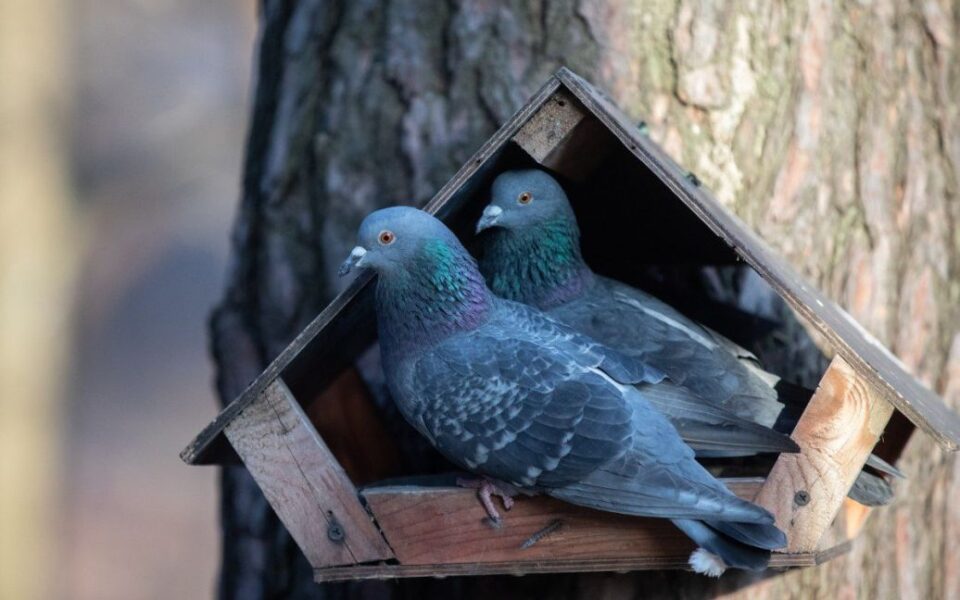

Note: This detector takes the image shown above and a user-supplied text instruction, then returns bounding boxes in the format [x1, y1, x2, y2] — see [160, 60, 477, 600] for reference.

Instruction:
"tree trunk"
[212, 1, 960, 598]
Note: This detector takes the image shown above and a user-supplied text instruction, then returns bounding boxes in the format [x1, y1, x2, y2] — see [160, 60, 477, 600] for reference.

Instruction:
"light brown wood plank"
[511, 89, 611, 181]
[512, 89, 586, 162]
[225, 379, 394, 568]
[754, 356, 894, 552]
[361, 479, 762, 566]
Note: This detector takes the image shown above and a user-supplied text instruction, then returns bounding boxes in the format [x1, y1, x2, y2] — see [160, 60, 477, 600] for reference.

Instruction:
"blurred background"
[1, 1, 256, 598]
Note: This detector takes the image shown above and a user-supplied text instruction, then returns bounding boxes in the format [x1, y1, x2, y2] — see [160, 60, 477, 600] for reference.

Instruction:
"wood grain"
[304, 479, 853, 582]
[312, 551, 835, 583]
[754, 356, 894, 552]
[363, 479, 759, 566]
[512, 88, 586, 163]
[224, 378, 393, 568]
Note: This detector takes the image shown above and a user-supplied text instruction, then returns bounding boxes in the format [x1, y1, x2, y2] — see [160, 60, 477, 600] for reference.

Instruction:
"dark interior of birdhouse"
[277, 96, 839, 488]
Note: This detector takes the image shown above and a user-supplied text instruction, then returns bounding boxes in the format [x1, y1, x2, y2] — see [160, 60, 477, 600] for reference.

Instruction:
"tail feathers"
[673, 519, 773, 575]
[689, 548, 727, 577]
[675, 419, 800, 457]
[638, 381, 800, 457]
[707, 519, 787, 550]
[848, 470, 895, 506]
[865, 454, 905, 479]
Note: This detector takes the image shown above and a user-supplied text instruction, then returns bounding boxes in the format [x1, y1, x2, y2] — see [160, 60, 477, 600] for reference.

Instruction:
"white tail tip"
[689, 548, 727, 577]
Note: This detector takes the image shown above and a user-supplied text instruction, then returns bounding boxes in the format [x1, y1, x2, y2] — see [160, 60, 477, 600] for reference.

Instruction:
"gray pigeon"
[340, 206, 786, 575]
[475, 169, 900, 503]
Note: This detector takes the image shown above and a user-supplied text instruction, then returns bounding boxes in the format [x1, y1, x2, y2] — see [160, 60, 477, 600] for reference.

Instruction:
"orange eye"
[378, 230, 396, 245]
[518, 191, 533, 205]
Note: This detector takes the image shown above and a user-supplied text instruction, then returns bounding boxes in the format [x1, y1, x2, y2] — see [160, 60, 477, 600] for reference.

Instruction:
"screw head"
[794, 490, 810, 506]
[327, 523, 345, 542]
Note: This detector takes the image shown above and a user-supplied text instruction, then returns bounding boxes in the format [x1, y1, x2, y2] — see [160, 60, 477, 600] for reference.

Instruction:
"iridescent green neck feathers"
[376, 238, 491, 353]
[479, 218, 593, 309]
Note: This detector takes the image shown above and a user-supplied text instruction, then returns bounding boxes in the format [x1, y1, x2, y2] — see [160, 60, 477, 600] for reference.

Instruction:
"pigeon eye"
[378, 230, 396, 245]
[517, 191, 533, 205]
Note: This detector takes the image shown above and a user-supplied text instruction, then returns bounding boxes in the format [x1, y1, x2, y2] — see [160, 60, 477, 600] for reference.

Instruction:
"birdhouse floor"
[311, 480, 866, 582]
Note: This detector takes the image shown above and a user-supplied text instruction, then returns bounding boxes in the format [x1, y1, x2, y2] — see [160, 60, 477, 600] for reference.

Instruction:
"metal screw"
[637, 120, 650, 136]
[794, 490, 810, 506]
[327, 515, 345, 543]
[684, 171, 701, 187]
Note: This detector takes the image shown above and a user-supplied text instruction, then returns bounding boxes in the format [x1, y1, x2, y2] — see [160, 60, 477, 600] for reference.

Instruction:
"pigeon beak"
[475, 205, 504, 233]
[338, 246, 368, 277]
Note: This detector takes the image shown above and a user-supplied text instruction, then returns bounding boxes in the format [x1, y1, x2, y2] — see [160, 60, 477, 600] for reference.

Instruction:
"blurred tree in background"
[214, 1, 960, 598]
[0, 1, 73, 598]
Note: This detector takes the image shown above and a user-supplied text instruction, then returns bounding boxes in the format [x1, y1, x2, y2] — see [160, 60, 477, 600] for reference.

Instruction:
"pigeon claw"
[457, 477, 517, 526]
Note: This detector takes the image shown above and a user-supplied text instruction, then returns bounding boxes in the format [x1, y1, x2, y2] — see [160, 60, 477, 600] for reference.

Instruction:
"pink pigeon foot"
[456, 477, 518, 526]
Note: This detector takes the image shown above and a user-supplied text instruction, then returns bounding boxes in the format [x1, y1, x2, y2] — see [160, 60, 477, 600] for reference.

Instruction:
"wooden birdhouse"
[182, 68, 960, 582]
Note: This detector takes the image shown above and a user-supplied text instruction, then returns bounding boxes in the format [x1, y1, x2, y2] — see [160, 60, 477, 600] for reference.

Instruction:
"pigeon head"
[341, 206, 492, 350]
[339, 206, 464, 277]
[475, 169, 577, 234]
[476, 170, 592, 309]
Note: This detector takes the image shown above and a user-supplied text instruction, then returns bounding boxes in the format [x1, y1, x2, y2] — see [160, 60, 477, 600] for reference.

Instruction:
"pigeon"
[340, 206, 787, 575]
[475, 169, 901, 503]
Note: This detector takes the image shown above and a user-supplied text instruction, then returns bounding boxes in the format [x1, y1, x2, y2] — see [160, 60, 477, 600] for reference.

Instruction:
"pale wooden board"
[512, 88, 613, 182]
[754, 356, 893, 552]
[224, 379, 394, 567]
[512, 88, 586, 162]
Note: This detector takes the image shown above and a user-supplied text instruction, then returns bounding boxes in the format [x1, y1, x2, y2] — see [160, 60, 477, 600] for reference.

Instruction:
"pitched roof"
[183, 67, 960, 465]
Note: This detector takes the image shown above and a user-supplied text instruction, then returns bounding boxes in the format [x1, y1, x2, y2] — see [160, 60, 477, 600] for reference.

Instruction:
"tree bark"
[213, 1, 960, 598]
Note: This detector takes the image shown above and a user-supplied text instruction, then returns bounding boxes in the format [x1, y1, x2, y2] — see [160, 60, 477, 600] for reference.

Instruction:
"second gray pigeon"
[339, 206, 787, 576]
[476, 168, 900, 504]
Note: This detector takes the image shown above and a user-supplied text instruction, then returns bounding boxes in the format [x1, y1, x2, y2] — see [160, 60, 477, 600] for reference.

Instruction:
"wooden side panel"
[224, 378, 394, 567]
[755, 356, 894, 552]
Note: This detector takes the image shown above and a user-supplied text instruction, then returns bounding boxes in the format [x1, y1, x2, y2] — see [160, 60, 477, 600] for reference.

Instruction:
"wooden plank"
[512, 89, 586, 162]
[312, 549, 834, 583]
[182, 76, 563, 466]
[512, 89, 612, 182]
[753, 356, 894, 552]
[362, 479, 759, 566]
[555, 67, 960, 451]
[306, 478, 854, 581]
[224, 379, 394, 568]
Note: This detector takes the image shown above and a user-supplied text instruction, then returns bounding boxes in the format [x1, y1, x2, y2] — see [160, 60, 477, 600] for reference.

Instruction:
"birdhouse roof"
[183, 67, 960, 466]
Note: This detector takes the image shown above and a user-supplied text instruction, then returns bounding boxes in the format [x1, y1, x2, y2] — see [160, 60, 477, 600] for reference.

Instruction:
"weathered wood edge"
[181, 76, 564, 466]
[553, 66, 960, 451]
[223, 379, 394, 566]
[310, 551, 839, 583]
